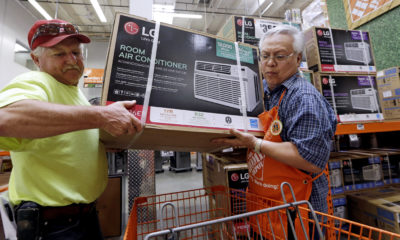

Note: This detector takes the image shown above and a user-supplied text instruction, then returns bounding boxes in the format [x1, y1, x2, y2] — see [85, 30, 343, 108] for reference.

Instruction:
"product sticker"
[383, 90, 393, 98]
[216, 39, 254, 64]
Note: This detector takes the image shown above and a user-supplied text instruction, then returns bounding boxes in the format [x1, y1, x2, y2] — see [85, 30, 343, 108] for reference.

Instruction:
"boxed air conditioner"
[337, 151, 384, 192]
[202, 151, 249, 234]
[332, 195, 348, 230]
[360, 148, 400, 185]
[101, 13, 265, 152]
[328, 155, 344, 195]
[217, 16, 308, 70]
[304, 27, 376, 73]
[347, 186, 400, 239]
[313, 73, 383, 122]
[376, 67, 400, 120]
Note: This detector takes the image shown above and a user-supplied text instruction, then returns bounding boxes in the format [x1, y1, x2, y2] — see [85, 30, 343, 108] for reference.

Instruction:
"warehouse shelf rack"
[335, 120, 400, 135]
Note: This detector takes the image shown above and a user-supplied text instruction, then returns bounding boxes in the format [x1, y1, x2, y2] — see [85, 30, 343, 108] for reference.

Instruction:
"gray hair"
[31, 46, 45, 57]
[258, 24, 304, 54]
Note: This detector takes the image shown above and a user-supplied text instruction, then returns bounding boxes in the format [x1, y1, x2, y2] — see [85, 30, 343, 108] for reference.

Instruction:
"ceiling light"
[172, 13, 202, 19]
[28, 0, 52, 20]
[261, 2, 274, 15]
[90, 0, 107, 23]
[153, 12, 174, 24]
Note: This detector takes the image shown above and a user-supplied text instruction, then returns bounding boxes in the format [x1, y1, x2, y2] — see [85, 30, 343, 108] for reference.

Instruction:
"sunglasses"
[30, 23, 79, 48]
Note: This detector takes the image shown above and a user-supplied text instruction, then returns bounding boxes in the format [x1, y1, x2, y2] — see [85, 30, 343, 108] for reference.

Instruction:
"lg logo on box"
[231, 172, 249, 182]
[236, 18, 252, 27]
[124, 21, 155, 38]
[124, 22, 140, 35]
[317, 29, 330, 37]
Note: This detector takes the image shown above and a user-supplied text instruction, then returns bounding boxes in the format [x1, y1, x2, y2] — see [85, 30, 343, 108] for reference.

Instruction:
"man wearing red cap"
[0, 19, 142, 239]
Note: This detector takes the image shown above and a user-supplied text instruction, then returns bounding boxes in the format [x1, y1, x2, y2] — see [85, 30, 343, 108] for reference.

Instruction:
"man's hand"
[211, 129, 258, 149]
[100, 101, 143, 137]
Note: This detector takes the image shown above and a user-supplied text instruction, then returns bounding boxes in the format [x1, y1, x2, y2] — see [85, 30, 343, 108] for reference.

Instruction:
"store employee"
[212, 24, 337, 238]
[0, 19, 142, 239]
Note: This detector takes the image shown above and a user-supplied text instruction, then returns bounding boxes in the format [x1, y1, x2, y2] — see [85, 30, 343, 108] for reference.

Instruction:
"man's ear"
[30, 53, 40, 68]
[296, 53, 302, 67]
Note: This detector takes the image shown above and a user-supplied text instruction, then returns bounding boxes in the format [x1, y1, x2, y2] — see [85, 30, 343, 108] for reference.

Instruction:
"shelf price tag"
[356, 124, 365, 131]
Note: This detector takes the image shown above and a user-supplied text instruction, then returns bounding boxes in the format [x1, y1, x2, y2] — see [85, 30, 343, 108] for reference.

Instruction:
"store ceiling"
[18, 0, 312, 42]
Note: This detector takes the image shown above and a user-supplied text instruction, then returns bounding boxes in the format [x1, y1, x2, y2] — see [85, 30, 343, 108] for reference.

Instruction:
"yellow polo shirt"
[0, 71, 107, 206]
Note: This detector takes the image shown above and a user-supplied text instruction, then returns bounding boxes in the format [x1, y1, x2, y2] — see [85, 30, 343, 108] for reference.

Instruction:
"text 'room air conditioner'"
[194, 60, 260, 112]
[344, 42, 371, 64]
[350, 88, 379, 112]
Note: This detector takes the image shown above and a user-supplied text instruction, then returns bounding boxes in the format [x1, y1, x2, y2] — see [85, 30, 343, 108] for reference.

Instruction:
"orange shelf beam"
[335, 121, 400, 135]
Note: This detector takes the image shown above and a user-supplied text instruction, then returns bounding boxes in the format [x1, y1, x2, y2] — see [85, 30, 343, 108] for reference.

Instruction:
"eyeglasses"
[30, 23, 79, 48]
[260, 53, 294, 62]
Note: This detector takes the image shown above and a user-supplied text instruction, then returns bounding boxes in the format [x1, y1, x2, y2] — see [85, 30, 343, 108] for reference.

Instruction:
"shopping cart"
[124, 183, 400, 240]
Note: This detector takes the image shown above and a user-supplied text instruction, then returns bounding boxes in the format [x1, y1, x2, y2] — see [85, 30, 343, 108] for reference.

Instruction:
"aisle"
[156, 163, 203, 194]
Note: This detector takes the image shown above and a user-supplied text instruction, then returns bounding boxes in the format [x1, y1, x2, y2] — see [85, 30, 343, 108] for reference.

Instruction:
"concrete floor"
[156, 163, 203, 194]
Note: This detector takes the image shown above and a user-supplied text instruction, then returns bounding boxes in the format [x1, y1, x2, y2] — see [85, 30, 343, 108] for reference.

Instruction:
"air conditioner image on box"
[194, 60, 260, 112]
[344, 42, 371, 64]
[362, 164, 381, 181]
[350, 88, 379, 112]
[330, 169, 342, 188]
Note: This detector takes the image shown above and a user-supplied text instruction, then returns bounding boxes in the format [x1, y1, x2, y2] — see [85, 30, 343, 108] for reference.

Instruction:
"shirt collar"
[264, 71, 300, 95]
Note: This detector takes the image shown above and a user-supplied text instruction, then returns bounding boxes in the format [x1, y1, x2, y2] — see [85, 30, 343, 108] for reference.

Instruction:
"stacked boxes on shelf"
[304, 27, 382, 122]
[347, 185, 400, 238]
[100, 13, 265, 152]
[376, 67, 400, 120]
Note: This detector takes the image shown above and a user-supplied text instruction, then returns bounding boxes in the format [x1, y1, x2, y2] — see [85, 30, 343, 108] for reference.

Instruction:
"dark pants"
[15, 201, 104, 240]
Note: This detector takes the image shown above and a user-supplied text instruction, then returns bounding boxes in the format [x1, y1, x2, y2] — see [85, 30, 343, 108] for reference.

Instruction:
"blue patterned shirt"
[263, 72, 337, 213]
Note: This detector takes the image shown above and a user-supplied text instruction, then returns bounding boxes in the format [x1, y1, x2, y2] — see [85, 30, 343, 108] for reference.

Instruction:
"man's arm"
[211, 129, 322, 173]
[0, 99, 142, 138]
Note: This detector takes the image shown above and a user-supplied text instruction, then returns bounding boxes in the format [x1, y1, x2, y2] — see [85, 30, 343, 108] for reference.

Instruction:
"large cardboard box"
[101, 13, 264, 152]
[377, 67, 400, 120]
[328, 154, 344, 195]
[217, 16, 308, 70]
[304, 27, 376, 73]
[202, 151, 249, 235]
[347, 186, 400, 239]
[313, 73, 383, 122]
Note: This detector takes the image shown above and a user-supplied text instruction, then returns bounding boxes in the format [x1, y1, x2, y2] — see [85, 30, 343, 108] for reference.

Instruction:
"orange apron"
[246, 90, 321, 239]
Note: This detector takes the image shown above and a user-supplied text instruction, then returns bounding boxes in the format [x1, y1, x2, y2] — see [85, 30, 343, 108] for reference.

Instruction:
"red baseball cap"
[28, 19, 90, 50]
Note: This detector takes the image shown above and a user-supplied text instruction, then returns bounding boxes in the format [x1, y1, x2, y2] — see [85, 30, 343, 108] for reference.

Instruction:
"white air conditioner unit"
[344, 42, 371, 64]
[329, 169, 342, 188]
[362, 164, 382, 181]
[194, 60, 260, 112]
[350, 88, 379, 112]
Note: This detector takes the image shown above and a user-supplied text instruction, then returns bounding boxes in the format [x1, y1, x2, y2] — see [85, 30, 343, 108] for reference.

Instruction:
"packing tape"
[328, 75, 338, 117]
[241, 16, 245, 43]
[126, 21, 160, 148]
[141, 21, 161, 126]
[234, 41, 248, 133]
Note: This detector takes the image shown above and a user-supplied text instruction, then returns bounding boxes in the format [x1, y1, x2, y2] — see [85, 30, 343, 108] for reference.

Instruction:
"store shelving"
[335, 120, 400, 135]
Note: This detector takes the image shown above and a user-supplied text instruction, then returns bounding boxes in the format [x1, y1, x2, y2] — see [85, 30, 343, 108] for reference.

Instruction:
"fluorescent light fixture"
[90, 0, 107, 23]
[14, 43, 29, 52]
[172, 13, 202, 19]
[28, 0, 52, 20]
[261, 2, 274, 15]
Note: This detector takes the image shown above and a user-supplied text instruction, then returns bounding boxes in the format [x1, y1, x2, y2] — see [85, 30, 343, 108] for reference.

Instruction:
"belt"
[41, 202, 95, 221]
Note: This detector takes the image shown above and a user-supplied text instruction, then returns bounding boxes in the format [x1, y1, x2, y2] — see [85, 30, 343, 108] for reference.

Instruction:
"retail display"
[313, 73, 383, 122]
[304, 27, 376, 73]
[101, 13, 264, 152]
